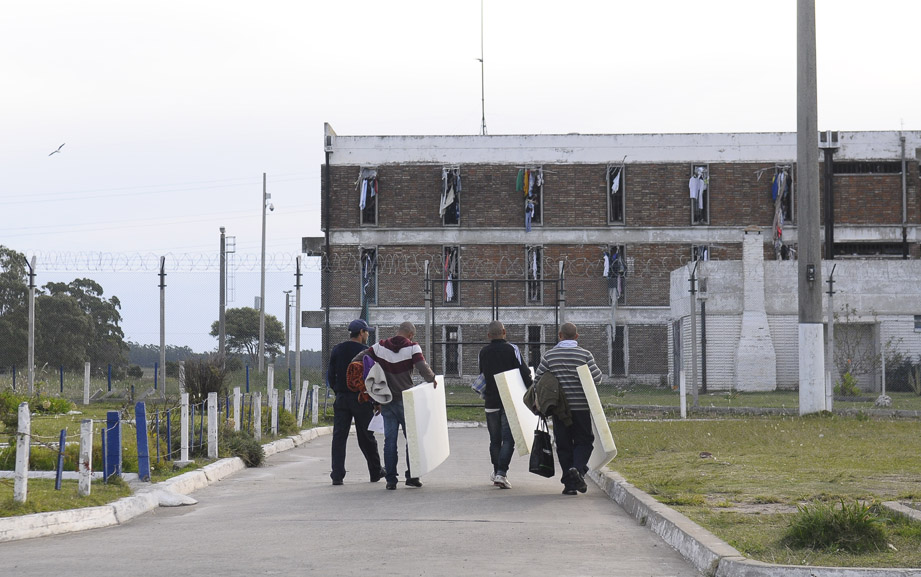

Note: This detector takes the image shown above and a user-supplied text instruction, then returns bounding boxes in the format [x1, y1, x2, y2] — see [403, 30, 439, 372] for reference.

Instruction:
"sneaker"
[489, 471, 497, 483]
[562, 487, 578, 496]
[331, 479, 343, 486]
[494, 474, 511, 489]
[370, 468, 386, 483]
[405, 477, 423, 488]
[568, 468, 588, 494]
[386, 482, 397, 490]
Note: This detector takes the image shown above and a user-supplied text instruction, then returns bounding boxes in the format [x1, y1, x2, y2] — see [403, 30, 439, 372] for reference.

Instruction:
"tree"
[210, 307, 284, 367]
[35, 292, 90, 371]
[43, 278, 128, 373]
[0, 246, 29, 367]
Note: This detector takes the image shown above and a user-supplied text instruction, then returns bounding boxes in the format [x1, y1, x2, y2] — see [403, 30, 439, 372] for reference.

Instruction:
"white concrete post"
[297, 380, 309, 427]
[14, 402, 30, 503]
[284, 390, 292, 414]
[233, 387, 242, 432]
[180, 393, 190, 462]
[254, 392, 262, 441]
[178, 361, 186, 394]
[207, 392, 218, 459]
[270, 389, 278, 436]
[79, 419, 93, 496]
[311, 385, 319, 425]
[267, 364, 274, 398]
[679, 370, 687, 419]
[83, 362, 91, 405]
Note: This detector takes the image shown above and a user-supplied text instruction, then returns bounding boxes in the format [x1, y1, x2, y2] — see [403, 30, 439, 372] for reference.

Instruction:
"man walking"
[533, 322, 602, 496]
[353, 321, 435, 490]
[479, 320, 532, 489]
[327, 319, 385, 485]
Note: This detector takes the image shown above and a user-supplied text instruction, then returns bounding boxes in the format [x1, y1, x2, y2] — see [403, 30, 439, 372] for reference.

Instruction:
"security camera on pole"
[259, 173, 273, 373]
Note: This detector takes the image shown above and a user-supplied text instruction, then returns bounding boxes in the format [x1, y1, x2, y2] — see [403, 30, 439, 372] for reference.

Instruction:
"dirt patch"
[719, 503, 798, 514]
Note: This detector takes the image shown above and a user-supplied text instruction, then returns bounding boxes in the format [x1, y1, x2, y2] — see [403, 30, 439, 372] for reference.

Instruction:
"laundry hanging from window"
[361, 249, 377, 307]
[771, 167, 793, 260]
[357, 168, 378, 225]
[689, 166, 708, 223]
[443, 247, 459, 303]
[526, 246, 542, 302]
[440, 168, 461, 224]
[608, 161, 625, 223]
[517, 167, 543, 230]
[602, 248, 626, 304]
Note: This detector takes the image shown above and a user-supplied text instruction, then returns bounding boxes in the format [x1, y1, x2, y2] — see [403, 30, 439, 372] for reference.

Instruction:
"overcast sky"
[2, 0, 919, 353]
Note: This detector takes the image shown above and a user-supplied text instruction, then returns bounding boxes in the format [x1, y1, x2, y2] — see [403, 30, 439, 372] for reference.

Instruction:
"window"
[518, 167, 543, 231]
[914, 316, 921, 332]
[360, 247, 377, 306]
[611, 325, 626, 376]
[358, 168, 378, 226]
[772, 165, 794, 225]
[527, 325, 542, 370]
[691, 245, 710, 261]
[444, 326, 460, 376]
[607, 164, 625, 224]
[443, 246, 459, 304]
[526, 245, 543, 303]
[833, 161, 902, 174]
[689, 164, 709, 225]
[440, 167, 461, 226]
[603, 245, 627, 305]
[834, 242, 905, 258]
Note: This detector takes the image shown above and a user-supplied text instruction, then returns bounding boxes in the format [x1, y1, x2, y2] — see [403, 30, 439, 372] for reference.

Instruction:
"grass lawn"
[610, 414, 921, 568]
[0, 478, 133, 517]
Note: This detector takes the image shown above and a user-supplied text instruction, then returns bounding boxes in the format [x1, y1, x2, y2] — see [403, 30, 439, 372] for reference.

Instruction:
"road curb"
[590, 469, 921, 577]
[0, 426, 333, 543]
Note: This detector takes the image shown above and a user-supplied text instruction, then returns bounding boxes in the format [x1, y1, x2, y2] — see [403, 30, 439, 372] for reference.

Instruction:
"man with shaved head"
[478, 320, 532, 489]
[534, 322, 602, 496]
[353, 321, 435, 490]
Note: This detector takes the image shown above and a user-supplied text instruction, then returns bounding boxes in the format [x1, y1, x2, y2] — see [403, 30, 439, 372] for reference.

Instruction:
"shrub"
[127, 365, 144, 379]
[259, 406, 299, 437]
[834, 372, 862, 397]
[220, 425, 265, 467]
[182, 355, 228, 404]
[784, 499, 888, 553]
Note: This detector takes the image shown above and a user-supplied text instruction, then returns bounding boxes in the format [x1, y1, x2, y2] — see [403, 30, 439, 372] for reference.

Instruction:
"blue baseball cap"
[348, 319, 372, 332]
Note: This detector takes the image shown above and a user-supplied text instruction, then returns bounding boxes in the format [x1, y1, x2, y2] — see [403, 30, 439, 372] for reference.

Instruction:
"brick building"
[317, 125, 921, 386]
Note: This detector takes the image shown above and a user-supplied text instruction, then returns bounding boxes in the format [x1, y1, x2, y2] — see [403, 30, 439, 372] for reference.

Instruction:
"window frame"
[359, 167, 378, 227]
[526, 324, 543, 370]
[360, 246, 378, 306]
[525, 245, 543, 305]
[523, 166, 543, 228]
[690, 163, 710, 225]
[606, 164, 626, 225]
[773, 165, 795, 225]
[441, 167, 461, 226]
[443, 325, 461, 376]
[605, 245, 627, 306]
[442, 245, 460, 305]
[691, 245, 710, 262]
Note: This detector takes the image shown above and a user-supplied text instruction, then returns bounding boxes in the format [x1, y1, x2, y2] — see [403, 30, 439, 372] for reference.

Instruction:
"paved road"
[1, 427, 701, 576]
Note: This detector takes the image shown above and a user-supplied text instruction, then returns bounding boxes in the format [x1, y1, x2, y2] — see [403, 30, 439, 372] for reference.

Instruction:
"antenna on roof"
[478, 0, 487, 136]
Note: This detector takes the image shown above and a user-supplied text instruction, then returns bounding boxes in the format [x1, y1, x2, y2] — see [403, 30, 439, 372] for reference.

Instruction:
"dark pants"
[551, 410, 594, 487]
[331, 393, 382, 482]
[486, 409, 514, 476]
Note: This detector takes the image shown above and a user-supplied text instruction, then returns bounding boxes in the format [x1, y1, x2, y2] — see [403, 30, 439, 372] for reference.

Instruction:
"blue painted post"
[104, 410, 121, 480]
[55, 428, 67, 490]
[107, 364, 112, 392]
[190, 404, 195, 449]
[100, 427, 107, 483]
[198, 402, 204, 447]
[131, 385, 135, 399]
[60, 366, 64, 394]
[12, 365, 15, 391]
[165, 410, 172, 461]
[245, 365, 250, 393]
[154, 362, 158, 390]
[224, 393, 230, 423]
[155, 411, 161, 463]
[135, 402, 150, 482]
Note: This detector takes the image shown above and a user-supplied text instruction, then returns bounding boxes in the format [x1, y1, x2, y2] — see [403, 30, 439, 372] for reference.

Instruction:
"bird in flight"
[48, 143, 65, 156]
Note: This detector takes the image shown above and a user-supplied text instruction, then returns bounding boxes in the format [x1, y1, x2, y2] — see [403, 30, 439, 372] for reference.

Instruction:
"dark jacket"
[479, 339, 532, 410]
[327, 340, 368, 396]
[523, 369, 572, 426]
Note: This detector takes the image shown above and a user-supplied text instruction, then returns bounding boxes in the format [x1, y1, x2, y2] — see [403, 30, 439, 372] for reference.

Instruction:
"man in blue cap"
[327, 319, 385, 485]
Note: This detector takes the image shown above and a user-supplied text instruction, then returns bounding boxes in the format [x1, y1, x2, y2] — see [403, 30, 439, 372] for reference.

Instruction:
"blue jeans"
[380, 399, 412, 483]
[485, 409, 514, 476]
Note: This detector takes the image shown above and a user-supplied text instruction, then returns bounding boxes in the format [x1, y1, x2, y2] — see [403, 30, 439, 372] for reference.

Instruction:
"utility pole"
[24, 256, 36, 395]
[826, 264, 836, 411]
[688, 260, 700, 407]
[283, 290, 292, 368]
[219, 227, 227, 357]
[294, 256, 302, 401]
[259, 173, 270, 373]
[797, 0, 826, 414]
[159, 256, 167, 399]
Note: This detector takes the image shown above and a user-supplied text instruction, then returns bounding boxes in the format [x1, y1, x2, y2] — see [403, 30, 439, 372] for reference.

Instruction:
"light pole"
[259, 173, 273, 373]
[24, 256, 36, 395]
[219, 227, 226, 358]
[283, 290, 292, 368]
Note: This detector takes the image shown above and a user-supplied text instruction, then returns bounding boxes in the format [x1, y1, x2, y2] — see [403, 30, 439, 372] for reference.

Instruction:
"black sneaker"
[562, 487, 578, 496]
[386, 482, 397, 490]
[405, 477, 423, 488]
[332, 479, 343, 486]
[568, 468, 588, 493]
[370, 468, 386, 483]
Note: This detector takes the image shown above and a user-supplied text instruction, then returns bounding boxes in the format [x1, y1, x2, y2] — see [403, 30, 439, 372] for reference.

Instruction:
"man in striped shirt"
[353, 321, 436, 490]
[533, 322, 602, 496]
